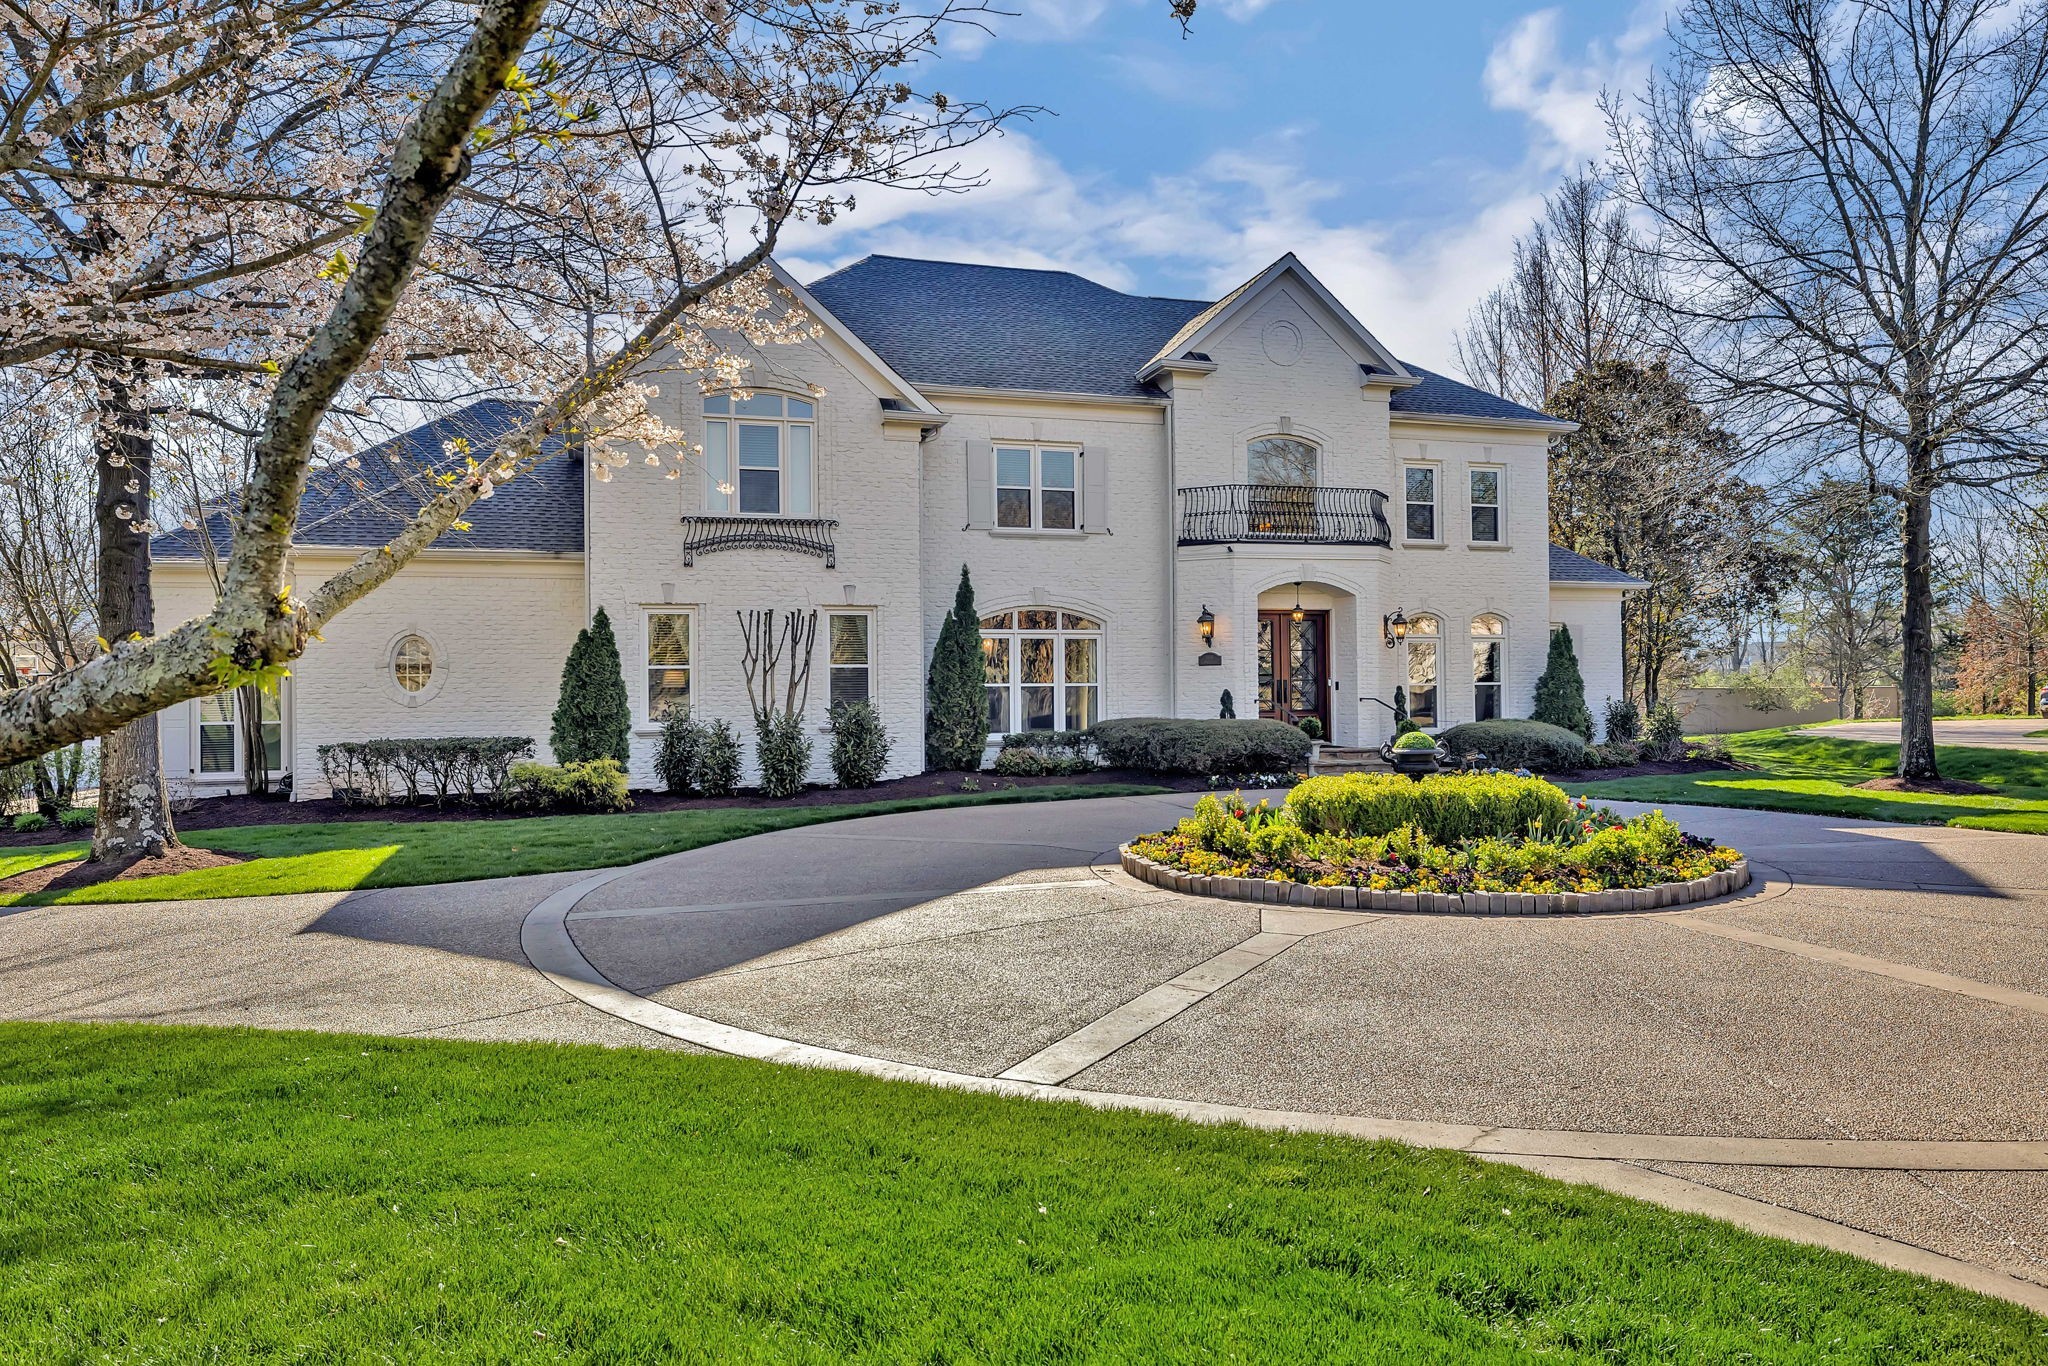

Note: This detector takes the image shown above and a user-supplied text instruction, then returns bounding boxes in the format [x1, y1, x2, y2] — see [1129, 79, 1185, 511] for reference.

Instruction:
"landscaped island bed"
[1126, 774, 1745, 913]
[3, 1022, 2038, 1360]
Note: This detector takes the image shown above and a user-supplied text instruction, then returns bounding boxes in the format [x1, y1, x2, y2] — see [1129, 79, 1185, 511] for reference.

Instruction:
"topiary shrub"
[551, 608, 631, 766]
[1646, 700, 1685, 761]
[1603, 696, 1640, 742]
[1286, 771, 1573, 843]
[503, 759, 632, 813]
[1532, 626, 1594, 740]
[1297, 716, 1325, 741]
[1391, 729, 1438, 752]
[1088, 718, 1310, 776]
[1392, 685, 1408, 730]
[1219, 689, 1235, 719]
[1436, 719, 1590, 772]
[829, 702, 891, 789]
[654, 705, 704, 795]
[695, 720, 742, 797]
[925, 566, 987, 771]
[755, 711, 813, 799]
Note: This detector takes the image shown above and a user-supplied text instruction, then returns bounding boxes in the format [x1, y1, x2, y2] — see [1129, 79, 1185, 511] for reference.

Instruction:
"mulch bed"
[0, 844, 248, 896]
[1546, 758, 1753, 783]
[0, 768, 1202, 849]
[1855, 775, 2000, 796]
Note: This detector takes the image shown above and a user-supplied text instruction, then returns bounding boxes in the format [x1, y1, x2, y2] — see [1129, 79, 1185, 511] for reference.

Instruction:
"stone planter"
[1119, 845, 1751, 917]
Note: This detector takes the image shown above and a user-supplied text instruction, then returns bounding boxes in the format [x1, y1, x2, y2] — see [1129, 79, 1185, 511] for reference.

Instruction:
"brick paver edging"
[1119, 845, 1751, 915]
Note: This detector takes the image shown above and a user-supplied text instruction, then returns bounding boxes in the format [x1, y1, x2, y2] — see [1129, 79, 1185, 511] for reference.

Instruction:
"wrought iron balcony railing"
[1177, 484, 1392, 547]
[680, 515, 838, 568]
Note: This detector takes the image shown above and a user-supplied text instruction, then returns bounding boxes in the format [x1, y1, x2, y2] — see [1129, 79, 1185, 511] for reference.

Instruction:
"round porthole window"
[392, 634, 434, 693]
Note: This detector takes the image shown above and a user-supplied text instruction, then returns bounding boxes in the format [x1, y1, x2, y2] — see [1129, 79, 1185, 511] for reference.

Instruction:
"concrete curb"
[1117, 845, 1752, 915]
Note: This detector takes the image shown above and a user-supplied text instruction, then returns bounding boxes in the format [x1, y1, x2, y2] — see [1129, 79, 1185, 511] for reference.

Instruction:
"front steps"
[1310, 745, 1390, 775]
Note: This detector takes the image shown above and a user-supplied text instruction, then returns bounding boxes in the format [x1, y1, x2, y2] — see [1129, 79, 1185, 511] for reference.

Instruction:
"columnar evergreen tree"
[925, 566, 987, 770]
[1532, 626, 1595, 740]
[551, 608, 631, 765]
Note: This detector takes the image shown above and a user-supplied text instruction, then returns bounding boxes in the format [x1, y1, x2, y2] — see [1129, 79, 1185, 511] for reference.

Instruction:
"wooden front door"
[1258, 610, 1330, 732]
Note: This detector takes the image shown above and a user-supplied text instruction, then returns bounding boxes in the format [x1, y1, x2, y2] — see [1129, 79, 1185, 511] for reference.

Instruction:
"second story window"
[1404, 465, 1437, 541]
[1469, 468, 1502, 543]
[995, 444, 1079, 531]
[704, 392, 814, 517]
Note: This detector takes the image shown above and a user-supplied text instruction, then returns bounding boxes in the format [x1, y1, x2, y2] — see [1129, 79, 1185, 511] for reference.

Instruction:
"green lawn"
[1563, 728, 2048, 832]
[0, 784, 1165, 908]
[2, 1023, 2038, 1361]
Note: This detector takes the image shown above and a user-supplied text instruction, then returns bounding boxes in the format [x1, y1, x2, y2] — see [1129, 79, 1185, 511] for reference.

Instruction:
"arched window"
[703, 391, 814, 516]
[1247, 436, 1317, 487]
[1472, 613, 1506, 721]
[1404, 613, 1440, 727]
[980, 609, 1103, 734]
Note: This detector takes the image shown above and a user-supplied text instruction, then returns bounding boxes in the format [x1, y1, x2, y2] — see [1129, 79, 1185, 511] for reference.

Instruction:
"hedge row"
[1087, 717, 1311, 777]
[316, 737, 534, 807]
[1286, 771, 1574, 843]
[1434, 719, 1589, 772]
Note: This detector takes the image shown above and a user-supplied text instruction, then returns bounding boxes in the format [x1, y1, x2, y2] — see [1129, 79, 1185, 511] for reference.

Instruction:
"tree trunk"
[90, 360, 177, 859]
[1896, 473, 1941, 780]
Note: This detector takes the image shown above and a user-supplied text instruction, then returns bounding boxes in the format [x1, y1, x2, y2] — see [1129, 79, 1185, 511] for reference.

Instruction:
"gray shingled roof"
[806, 254, 1559, 423]
[153, 399, 584, 559]
[1549, 544, 1646, 586]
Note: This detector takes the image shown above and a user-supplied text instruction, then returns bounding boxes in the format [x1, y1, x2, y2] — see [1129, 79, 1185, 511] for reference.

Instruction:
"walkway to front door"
[1258, 609, 1328, 733]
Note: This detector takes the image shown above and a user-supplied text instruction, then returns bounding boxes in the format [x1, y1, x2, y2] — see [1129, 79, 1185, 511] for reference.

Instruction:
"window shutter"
[965, 439, 994, 529]
[1081, 446, 1110, 533]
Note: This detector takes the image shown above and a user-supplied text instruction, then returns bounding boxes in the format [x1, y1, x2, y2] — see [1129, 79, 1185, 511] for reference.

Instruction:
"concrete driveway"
[6, 790, 2048, 1308]
[1820, 715, 2048, 751]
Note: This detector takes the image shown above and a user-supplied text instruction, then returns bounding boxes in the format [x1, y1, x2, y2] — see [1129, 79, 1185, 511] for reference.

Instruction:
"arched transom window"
[981, 609, 1102, 735]
[1403, 613, 1440, 728]
[1247, 436, 1317, 487]
[1472, 613, 1506, 721]
[703, 391, 814, 516]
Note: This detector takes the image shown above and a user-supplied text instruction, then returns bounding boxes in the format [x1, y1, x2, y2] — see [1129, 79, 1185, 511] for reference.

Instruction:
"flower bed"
[1124, 776, 1747, 915]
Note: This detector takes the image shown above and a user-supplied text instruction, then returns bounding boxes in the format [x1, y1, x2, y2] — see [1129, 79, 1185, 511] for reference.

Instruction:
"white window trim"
[979, 609, 1106, 736]
[1467, 464, 1508, 548]
[382, 627, 447, 707]
[703, 393, 816, 519]
[1471, 613, 1508, 723]
[191, 687, 287, 781]
[639, 606, 696, 731]
[1401, 613, 1444, 732]
[1401, 462, 1442, 547]
[992, 442, 1083, 535]
[825, 608, 876, 719]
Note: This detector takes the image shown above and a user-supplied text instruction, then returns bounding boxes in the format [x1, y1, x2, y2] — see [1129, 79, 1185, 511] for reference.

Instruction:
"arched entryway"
[1252, 580, 1359, 739]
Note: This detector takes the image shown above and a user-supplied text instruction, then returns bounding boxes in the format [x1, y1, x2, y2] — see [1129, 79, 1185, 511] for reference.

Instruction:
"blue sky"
[779, 0, 1669, 372]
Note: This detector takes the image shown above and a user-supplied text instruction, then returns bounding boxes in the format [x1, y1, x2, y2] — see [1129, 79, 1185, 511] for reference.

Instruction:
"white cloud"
[944, 0, 1288, 57]
[793, 5, 1667, 373]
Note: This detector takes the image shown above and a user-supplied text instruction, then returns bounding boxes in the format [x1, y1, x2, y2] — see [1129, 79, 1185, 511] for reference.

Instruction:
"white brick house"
[151, 253, 1642, 797]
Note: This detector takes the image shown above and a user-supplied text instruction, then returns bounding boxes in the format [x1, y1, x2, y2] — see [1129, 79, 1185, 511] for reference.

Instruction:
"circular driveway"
[548, 791, 2048, 1298]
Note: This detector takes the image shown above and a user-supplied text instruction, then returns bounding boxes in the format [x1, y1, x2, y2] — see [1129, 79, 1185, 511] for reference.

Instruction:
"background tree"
[1545, 359, 1769, 706]
[1786, 479, 1903, 719]
[1952, 504, 2048, 713]
[551, 608, 630, 766]
[925, 566, 986, 771]
[1609, 0, 2048, 779]
[1531, 626, 1594, 740]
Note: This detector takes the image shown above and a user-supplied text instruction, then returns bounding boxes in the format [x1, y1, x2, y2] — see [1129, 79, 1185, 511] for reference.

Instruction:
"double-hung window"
[198, 689, 281, 775]
[645, 610, 692, 722]
[1469, 468, 1502, 543]
[981, 610, 1101, 733]
[827, 611, 872, 708]
[1404, 465, 1438, 541]
[995, 445, 1079, 531]
[704, 393, 814, 516]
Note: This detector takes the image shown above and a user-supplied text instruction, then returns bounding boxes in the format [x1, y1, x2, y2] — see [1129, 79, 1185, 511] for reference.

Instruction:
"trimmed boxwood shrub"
[504, 758, 632, 812]
[695, 720, 743, 797]
[317, 737, 535, 807]
[1087, 717, 1311, 776]
[829, 702, 891, 789]
[1436, 719, 1589, 772]
[1286, 771, 1573, 843]
[1391, 730, 1438, 752]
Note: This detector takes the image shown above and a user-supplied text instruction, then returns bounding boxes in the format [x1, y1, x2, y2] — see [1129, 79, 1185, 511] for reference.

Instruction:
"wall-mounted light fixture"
[1382, 609, 1409, 649]
[1290, 583, 1306, 624]
[1196, 605, 1215, 644]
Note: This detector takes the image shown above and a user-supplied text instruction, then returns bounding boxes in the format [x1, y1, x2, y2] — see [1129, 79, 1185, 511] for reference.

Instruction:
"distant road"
[1819, 716, 2048, 752]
